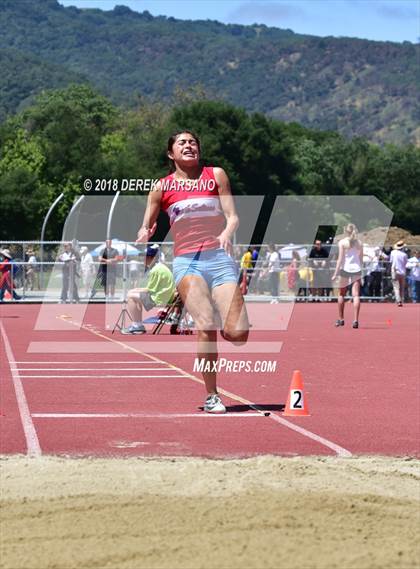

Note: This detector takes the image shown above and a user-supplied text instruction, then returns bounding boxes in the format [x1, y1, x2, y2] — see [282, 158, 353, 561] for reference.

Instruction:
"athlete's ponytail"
[345, 223, 358, 246]
[167, 130, 201, 174]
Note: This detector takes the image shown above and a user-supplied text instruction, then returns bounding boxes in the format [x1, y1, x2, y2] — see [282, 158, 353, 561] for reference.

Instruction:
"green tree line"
[0, 84, 419, 240]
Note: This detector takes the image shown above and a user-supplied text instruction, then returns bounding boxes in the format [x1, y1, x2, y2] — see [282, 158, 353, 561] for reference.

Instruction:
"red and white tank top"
[160, 166, 226, 257]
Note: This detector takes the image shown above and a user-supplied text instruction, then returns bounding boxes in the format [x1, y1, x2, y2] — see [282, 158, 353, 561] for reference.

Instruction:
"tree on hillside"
[167, 101, 299, 196]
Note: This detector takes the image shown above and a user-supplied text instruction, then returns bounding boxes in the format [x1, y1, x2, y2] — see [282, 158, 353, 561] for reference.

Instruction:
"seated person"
[122, 244, 175, 334]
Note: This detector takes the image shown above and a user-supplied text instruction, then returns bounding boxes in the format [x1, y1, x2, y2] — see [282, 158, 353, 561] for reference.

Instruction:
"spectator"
[390, 240, 408, 307]
[251, 246, 259, 268]
[365, 247, 385, 301]
[267, 243, 280, 301]
[239, 247, 253, 293]
[122, 244, 175, 335]
[0, 249, 21, 301]
[248, 246, 260, 293]
[381, 247, 393, 299]
[98, 239, 119, 299]
[297, 263, 313, 300]
[79, 246, 95, 298]
[240, 247, 253, 271]
[58, 242, 80, 303]
[129, 254, 141, 288]
[287, 251, 300, 294]
[25, 248, 39, 291]
[309, 239, 329, 301]
[256, 262, 270, 295]
[407, 249, 420, 304]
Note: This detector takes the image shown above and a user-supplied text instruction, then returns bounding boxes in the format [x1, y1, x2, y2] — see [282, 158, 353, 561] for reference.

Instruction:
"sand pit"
[1, 455, 419, 569]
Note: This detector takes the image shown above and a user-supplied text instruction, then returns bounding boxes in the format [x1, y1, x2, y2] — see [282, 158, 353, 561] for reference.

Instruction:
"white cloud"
[375, 3, 418, 20]
[227, 2, 305, 25]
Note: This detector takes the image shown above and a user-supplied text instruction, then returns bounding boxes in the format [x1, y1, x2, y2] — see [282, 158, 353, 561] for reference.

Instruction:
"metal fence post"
[40, 193, 64, 289]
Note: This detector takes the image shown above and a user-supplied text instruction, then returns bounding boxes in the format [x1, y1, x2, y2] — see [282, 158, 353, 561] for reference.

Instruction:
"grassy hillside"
[0, 0, 418, 144]
[0, 47, 88, 122]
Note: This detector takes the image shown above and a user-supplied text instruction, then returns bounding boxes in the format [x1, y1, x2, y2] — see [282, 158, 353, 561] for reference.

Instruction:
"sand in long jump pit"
[1, 455, 419, 569]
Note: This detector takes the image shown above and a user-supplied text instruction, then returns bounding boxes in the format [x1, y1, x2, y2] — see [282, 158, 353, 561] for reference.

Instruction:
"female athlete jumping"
[136, 131, 249, 413]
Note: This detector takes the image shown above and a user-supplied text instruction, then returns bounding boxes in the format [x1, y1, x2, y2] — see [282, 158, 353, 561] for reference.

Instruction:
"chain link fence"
[0, 241, 418, 303]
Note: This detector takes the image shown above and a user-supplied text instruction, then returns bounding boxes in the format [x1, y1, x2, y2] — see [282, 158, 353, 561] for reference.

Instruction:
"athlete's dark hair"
[167, 130, 201, 173]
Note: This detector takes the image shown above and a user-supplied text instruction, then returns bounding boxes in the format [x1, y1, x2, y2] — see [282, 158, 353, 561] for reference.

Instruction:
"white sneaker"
[204, 394, 226, 414]
[121, 323, 146, 335]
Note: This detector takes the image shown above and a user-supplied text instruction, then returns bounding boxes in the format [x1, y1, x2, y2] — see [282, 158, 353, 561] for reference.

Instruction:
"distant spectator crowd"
[0, 239, 419, 304]
[233, 240, 420, 304]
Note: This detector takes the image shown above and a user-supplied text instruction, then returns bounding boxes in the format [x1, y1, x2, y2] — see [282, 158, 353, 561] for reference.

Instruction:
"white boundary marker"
[13, 361, 168, 364]
[20, 374, 187, 379]
[32, 413, 263, 419]
[0, 322, 41, 457]
[13, 368, 182, 371]
[267, 413, 352, 458]
[27, 341, 282, 354]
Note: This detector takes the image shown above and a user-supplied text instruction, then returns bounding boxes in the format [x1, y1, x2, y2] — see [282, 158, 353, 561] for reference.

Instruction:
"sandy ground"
[1, 455, 419, 569]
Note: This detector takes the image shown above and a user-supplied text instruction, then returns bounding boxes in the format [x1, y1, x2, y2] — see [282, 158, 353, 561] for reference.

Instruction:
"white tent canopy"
[278, 244, 308, 260]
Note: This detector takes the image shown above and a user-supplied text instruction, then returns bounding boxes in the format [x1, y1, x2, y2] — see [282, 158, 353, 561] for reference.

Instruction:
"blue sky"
[59, 0, 420, 43]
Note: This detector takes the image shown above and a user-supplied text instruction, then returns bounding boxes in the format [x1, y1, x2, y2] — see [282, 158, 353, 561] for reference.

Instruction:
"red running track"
[1, 302, 419, 458]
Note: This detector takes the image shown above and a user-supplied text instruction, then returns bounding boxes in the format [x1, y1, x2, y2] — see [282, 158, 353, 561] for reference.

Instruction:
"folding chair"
[152, 293, 190, 335]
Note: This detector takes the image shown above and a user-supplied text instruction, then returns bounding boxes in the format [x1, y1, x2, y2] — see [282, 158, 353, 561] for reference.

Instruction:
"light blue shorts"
[173, 248, 239, 289]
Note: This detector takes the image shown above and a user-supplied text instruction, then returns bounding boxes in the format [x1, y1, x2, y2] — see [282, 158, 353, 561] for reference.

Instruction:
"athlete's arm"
[213, 167, 239, 254]
[136, 181, 162, 243]
[332, 241, 344, 280]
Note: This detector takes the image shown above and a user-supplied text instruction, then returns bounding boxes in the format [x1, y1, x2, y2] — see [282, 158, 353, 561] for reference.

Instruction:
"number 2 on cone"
[291, 389, 303, 409]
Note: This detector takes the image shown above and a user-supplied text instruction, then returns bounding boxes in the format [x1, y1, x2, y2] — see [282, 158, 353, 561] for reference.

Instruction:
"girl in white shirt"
[332, 224, 363, 328]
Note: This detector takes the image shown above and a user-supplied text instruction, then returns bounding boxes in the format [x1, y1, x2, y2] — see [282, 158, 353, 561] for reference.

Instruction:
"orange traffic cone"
[283, 370, 310, 416]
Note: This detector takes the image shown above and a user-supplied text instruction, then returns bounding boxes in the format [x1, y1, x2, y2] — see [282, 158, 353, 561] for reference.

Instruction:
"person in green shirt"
[122, 244, 175, 334]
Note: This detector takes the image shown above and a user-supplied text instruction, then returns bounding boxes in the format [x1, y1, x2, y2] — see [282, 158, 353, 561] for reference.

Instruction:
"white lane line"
[0, 322, 41, 457]
[267, 413, 352, 458]
[12, 368, 180, 371]
[28, 341, 282, 354]
[13, 361, 168, 364]
[19, 374, 187, 379]
[32, 413, 263, 418]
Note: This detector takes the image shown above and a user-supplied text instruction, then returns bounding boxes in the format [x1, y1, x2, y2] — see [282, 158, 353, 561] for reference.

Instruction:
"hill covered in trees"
[0, 0, 418, 145]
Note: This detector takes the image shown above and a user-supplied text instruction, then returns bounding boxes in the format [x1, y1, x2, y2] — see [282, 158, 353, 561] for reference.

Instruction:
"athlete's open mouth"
[183, 151, 196, 157]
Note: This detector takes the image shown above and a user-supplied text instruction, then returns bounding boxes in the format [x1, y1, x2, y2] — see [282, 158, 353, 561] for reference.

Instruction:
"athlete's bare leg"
[351, 279, 361, 322]
[337, 279, 347, 320]
[211, 282, 249, 345]
[126, 288, 146, 322]
[177, 275, 218, 395]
